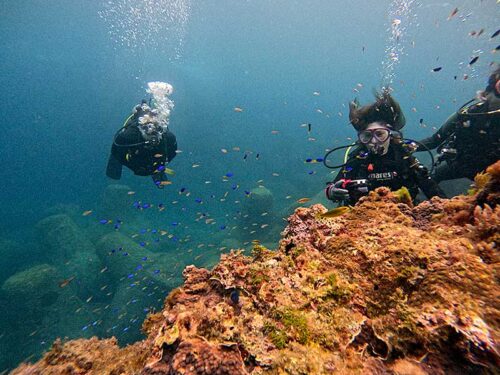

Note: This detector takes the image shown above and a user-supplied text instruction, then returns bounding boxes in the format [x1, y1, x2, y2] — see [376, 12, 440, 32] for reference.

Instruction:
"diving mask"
[359, 124, 391, 156]
[358, 128, 391, 144]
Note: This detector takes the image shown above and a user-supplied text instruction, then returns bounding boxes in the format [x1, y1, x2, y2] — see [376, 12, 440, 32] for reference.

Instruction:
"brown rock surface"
[12, 161, 500, 374]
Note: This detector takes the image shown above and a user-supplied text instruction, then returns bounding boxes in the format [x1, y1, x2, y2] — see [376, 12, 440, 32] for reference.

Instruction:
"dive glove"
[325, 180, 350, 202]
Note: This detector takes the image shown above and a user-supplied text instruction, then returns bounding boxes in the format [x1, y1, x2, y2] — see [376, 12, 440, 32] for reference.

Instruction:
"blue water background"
[0, 0, 498, 370]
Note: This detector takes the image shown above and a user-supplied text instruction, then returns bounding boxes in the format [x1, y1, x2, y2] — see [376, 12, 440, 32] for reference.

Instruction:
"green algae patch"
[325, 272, 353, 303]
[272, 308, 310, 345]
[262, 322, 288, 349]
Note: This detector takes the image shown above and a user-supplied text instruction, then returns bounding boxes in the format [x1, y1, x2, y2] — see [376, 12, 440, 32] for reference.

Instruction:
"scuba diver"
[106, 99, 177, 188]
[324, 91, 446, 205]
[417, 67, 500, 182]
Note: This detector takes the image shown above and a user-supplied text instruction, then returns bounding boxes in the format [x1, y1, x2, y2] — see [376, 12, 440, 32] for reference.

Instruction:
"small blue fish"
[123, 327, 129, 332]
[232, 184, 238, 190]
[114, 223, 120, 230]
[123, 252, 129, 256]
[305, 158, 313, 163]
[136, 265, 143, 270]
[225, 172, 234, 178]
[142, 203, 151, 209]
[171, 222, 178, 226]
[142, 256, 148, 261]
[244, 190, 251, 196]
[220, 225, 227, 230]
[128, 274, 134, 279]
[308, 171, 315, 175]
[99, 219, 108, 224]
[195, 198, 202, 203]
[345, 166, 353, 172]
[157, 165, 166, 172]
[316, 157, 324, 162]
[153, 269, 160, 275]
[139, 241, 146, 247]
[152, 229, 158, 234]
[143, 308, 149, 312]
[230, 289, 240, 305]
[180, 187, 186, 193]
[140, 229, 147, 234]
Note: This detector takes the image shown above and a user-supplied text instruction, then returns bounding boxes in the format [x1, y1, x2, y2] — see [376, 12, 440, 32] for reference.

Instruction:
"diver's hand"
[325, 180, 350, 202]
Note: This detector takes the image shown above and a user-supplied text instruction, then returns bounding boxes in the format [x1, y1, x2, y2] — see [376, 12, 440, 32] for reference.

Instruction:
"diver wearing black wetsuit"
[417, 68, 500, 182]
[325, 91, 445, 205]
[331, 142, 445, 205]
[106, 101, 177, 188]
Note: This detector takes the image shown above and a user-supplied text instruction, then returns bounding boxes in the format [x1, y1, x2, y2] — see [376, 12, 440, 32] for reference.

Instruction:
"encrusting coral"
[12, 161, 500, 374]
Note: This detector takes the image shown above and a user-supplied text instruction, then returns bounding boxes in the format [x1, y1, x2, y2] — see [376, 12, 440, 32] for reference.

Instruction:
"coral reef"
[12, 164, 500, 374]
[95, 232, 183, 343]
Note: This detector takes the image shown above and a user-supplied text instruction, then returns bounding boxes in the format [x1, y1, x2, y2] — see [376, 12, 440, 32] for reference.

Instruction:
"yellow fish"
[82, 210, 92, 216]
[160, 180, 172, 186]
[164, 168, 175, 175]
[317, 206, 351, 219]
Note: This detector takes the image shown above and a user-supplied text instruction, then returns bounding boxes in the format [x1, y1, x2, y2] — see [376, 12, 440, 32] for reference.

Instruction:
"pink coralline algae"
[12, 162, 500, 374]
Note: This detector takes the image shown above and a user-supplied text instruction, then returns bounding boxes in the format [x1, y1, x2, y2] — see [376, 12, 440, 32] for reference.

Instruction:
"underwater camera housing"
[436, 147, 458, 164]
[346, 179, 370, 201]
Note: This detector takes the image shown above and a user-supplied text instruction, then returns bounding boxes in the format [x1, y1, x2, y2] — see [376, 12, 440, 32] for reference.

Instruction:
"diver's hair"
[349, 89, 406, 131]
[486, 64, 500, 92]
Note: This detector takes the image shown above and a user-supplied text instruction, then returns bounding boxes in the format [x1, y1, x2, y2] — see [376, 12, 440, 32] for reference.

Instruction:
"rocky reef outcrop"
[12, 162, 500, 374]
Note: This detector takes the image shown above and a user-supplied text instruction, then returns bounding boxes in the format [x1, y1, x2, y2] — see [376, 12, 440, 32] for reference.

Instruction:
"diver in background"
[106, 100, 177, 188]
[325, 91, 446, 205]
[417, 67, 500, 182]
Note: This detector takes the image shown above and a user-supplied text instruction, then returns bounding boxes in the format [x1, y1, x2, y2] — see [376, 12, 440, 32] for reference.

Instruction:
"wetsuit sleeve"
[417, 112, 460, 151]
